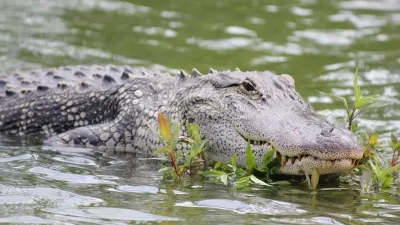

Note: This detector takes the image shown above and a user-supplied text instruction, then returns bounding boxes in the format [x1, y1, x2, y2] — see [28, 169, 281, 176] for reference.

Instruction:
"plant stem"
[392, 151, 399, 166]
[348, 107, 356, 130]
[169, 151, 180, 177]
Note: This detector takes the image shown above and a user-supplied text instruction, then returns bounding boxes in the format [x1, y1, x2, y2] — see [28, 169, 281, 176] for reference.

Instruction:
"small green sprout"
[201, 143, 280, 189]
[153, 112, 205, 181]
[389, 132, 400, 166]
[323, 68, 399, 191]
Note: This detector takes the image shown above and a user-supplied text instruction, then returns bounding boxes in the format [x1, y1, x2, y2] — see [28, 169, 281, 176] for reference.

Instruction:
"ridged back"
[0, 65, 170, 99]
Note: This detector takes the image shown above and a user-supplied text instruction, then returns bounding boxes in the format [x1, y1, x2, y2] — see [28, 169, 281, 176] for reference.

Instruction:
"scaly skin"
[0, 65, 363, 175]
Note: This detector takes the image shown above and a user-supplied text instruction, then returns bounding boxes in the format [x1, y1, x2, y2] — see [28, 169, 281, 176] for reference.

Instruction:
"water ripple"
[29, 167, 117, 184]
[0, 153, 32, 163]
[186, 37, 255, 50]
[225, 26, 257, 37]
[0, 184, 103, 207]
[329, 11, 387, 28]
[291, 28, 379, 46]
[0, 216, 72, 225]
[43, 207, 180, 222]
[266, 216, 344, 225]
[176, 198, 307, 215]
[109, 185, 188, 195]
[340, 0, 400, 11]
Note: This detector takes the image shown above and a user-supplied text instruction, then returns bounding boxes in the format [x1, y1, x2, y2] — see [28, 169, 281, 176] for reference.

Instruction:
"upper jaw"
[238, 131, 364, 175]
[238, 131, 363, 160]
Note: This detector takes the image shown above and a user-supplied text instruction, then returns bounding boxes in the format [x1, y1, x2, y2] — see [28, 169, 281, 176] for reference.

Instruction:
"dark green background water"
[0, 0, 400, 224]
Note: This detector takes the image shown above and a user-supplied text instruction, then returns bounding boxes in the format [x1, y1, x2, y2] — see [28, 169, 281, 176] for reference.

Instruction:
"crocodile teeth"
[298, 155, 303, 161]
[281, 156, 287, 166]
[277, 153, 359, 167]
[351, 159, 360, 166]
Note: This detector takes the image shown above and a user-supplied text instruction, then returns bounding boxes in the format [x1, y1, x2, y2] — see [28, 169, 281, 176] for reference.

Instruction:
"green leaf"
[170, 170, 178, 179]
[391, 133, 398, 145]
[170, 122, 182, 143]
[188, 123, 201, 141]
[179, 166, 185, 174]
[381, 175, 393, 188]
[214, 161, 221, 170]
[245, 141, 257, 171]
[250, 175, 272, 187]
[230, 154, 238, 167]
[356, 95, 380, 109]
[369, 134, 379, 145]
[234, 175, 250, 188]
[221, 164, 235, 173]
[157, 112, 170, 141]
[368, 159, 380, 179]
[394, 141, 400, 151]
[351, 120, 359, 132]
[360, 99, 387, 110]
[261, 148, 275, 169]
[235, 176, 250, 184]
[234, 167, 248, 177]
[220, 175, 228, 186]
[380, 163, 400, 179]
[201, 170, 227, 177]
[264, 149, 281, 172]
[189, 140, 206, 159]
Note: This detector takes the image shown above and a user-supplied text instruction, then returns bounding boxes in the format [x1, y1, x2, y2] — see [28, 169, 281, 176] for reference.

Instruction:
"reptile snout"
[318, 127, 363, 159]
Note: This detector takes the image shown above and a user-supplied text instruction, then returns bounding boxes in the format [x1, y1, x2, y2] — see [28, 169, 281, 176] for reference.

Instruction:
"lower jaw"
[277, 157, 355, 175]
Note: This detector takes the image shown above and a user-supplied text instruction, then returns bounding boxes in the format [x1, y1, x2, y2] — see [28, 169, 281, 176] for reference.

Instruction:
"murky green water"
[0, 0, 400, 224]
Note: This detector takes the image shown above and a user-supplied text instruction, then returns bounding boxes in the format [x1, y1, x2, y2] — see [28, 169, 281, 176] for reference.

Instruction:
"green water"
[1, 0, 400, 224]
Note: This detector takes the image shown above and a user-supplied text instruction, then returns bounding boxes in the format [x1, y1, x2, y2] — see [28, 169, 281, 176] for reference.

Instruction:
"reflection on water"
[0, 0, 400, 224]
[175, 198, 307, 215]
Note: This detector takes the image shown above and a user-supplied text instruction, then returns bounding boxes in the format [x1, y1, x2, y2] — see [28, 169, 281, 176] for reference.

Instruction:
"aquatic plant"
[323, 68, 400, 191]
[153, 112, 206, 180]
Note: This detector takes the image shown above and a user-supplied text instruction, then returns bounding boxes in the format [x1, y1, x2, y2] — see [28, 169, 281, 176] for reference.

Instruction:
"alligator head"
[173, 69, 363, 175]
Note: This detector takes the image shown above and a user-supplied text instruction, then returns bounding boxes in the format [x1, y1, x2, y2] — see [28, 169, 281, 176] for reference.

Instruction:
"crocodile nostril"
[321, 128, 334, 137]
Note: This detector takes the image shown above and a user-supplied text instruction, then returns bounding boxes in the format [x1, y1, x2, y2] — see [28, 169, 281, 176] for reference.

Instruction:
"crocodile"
[0, 65, 363, 175]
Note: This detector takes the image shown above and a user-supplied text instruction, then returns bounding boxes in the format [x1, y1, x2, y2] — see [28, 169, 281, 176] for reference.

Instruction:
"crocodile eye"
[241, 80, 256, 91]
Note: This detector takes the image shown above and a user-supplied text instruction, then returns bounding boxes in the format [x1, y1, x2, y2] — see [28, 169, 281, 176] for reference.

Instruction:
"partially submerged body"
[0, 65, 363, 175]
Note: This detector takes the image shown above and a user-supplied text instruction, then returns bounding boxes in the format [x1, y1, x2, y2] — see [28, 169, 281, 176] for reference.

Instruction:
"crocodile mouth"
[238, 133, 361, 175]
[237, 132, 272, 147]
[275, 151, 360, 168]
[275, 151, 360, 175]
